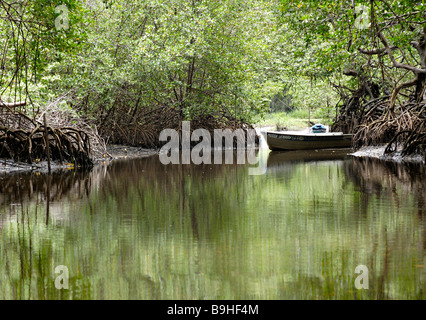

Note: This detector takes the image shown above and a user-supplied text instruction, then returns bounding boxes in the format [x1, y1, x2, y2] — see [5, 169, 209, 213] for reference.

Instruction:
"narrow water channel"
[0, 147, 424, 299]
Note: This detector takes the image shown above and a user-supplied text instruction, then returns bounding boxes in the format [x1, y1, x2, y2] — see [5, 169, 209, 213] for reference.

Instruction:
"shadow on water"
[0, 171, 92, 204]
[267, 149, 352, 166]
[0, 151, 424, 299]
[343, 157, 425, 299]
[344, 157, 426, 207]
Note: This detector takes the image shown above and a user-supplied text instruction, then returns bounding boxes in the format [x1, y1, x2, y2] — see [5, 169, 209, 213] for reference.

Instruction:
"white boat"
[265, 131, 352, 151]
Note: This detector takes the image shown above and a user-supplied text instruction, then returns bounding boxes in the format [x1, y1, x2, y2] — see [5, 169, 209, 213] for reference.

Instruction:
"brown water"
[0, 149, 425, 299]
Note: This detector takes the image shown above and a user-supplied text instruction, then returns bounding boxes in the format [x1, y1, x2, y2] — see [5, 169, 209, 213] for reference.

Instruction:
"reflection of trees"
[95, 155, 250, 240]
[1, 154, 425, 299]
[344, 157, 426, 214]
[0, 170, 92, 207]
[344, 156, 426, 245]
[0, 151, 254, 206]
[0, 168, 99, 230]
[0, 155, 256, 299]
[0, 154, 252, 238]
[344, 157, 426, 299]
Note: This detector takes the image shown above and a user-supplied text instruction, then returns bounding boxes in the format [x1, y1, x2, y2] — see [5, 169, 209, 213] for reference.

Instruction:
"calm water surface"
[0, 148, 425, 299]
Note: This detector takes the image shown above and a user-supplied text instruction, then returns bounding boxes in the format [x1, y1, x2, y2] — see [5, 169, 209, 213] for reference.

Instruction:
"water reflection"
[267, 149, 351, 166]
[0, 151, 424, 300]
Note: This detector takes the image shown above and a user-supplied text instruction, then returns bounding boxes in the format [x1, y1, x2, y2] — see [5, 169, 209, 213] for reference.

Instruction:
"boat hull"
[265, 131, 352, 151]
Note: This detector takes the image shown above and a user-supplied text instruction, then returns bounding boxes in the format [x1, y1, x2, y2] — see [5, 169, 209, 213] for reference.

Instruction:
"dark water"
[0, 149, 425, 299]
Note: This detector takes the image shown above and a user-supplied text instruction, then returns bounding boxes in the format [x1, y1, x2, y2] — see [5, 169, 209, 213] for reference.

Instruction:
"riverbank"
[1, 139, 424, 175]
[350, 145, 425, 164]
[105, 145, 159, 160]
[0, 145, 159, 174]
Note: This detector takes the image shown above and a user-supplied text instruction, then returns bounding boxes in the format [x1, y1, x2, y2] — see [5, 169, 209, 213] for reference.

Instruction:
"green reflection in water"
[0, 151, 424, 300]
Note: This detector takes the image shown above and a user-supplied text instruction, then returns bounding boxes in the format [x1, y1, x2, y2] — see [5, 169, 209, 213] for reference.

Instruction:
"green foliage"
[2, 0, 425, 128]
[269, 85, 294, 113]
[0, 0, 88, 114]
[36, 0, 280, 122]
[278, 0, 426, 82]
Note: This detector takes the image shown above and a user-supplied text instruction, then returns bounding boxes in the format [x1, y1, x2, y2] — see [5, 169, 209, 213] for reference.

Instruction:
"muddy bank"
[105, 145, 158, 160]
[0, 159, 78, 174]
[0, 145, 158, 174]
[351, 145, 425, 164]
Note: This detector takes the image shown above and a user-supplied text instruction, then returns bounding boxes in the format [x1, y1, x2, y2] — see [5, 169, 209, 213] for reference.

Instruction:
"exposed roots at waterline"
[332, 86, 426, 159]
[353, 102, 426, 158]
[98, 106, 259, 149]
[0, 104, 96, 167]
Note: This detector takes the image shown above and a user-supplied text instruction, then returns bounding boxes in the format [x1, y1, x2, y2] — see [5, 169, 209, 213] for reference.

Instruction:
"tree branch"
[389, 77, 418, 110]
[0, 100, 26, 108]
[377, 29, 426, 74]
[358, 45, 397, 56]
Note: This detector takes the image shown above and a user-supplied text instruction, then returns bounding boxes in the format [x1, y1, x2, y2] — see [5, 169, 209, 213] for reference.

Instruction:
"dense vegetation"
[279, 0, 426, 156]
[0, 0, 425, 160]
